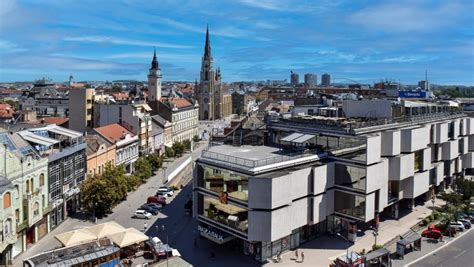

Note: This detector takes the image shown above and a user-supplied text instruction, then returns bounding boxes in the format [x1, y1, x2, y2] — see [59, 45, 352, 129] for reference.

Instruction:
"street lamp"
[336, 233, 351, 264]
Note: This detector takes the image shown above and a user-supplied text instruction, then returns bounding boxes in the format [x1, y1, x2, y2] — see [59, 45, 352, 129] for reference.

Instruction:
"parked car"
[458, 218, 471, 229]
[449, 221, 465, 231]
[143, 203, 163, 211]
[156, 191, 168, 199]
[133, 209, 152, 219]
[147, 196, 167, 206]
[157, 187, 174, 197]
[140, 204, 160, 215]
[421, 224, 442, 239]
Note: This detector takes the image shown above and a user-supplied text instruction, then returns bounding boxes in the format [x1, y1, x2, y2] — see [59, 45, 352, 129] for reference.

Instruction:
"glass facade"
[334, 190, 366, 220]
[335, 164, 366, 191]
[201, 196, 248, 234]
[202, 166, 248, 202]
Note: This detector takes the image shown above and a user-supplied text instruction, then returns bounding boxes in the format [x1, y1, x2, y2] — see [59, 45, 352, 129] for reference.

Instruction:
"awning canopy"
[292, 134, 315, 143]
[86, 222, 126, 238]
[47, 126, 82, 138]
[280, 133, 304, 142]
[397, 233, 421, 246]
[19, 132, 59, 147]
[108, 227, 149, 248]
[364, 248, 391, 261]
[55, 229, 97, 247]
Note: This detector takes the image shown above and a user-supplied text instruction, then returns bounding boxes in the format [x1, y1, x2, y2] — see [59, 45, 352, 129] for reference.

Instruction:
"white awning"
[19, 133, 59, 147]
[280, 133, 303, 142]
[47, 126, 82, 138]
[292, 134, 315, 144]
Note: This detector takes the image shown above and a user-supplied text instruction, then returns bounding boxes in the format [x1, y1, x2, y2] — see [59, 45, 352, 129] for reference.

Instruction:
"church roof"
[204, 25, 211, 59]
[151, 48, 159, 69]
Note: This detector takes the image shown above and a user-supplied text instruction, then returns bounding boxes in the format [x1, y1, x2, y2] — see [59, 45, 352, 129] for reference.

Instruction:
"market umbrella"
[109, 227, 149, 248]
[87, 221, 126, 238]
[55, 228, 97, 247]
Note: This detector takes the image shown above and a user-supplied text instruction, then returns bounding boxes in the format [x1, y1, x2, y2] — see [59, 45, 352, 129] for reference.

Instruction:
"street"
[13, 141, 259, 267]
[408, 229, 474, 267]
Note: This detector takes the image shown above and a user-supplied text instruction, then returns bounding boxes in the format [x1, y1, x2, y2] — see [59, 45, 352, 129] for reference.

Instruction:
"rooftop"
[200, 144, 324, 174]
[94, 123, 134, 144]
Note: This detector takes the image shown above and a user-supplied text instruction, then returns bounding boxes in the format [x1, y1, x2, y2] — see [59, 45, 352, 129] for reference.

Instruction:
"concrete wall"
[290, 167, 312, 200]
[469, 135, 474, 151]
[411, 171, 430, 198]
[312, 191, 333, 223]
[467, 118, 474, 135]
[313, 164, 334, 195]
[388, 153, 414, 181]
[401, 126, 430, 153]
[432, 163, 444, 186]
[381, 130, 400, 156]
[366, 159, 388, 193]
[366, 135, 382, 165]
[462, 152, 474, 169]
[421, 147, 431, 171]
[435, 123, 449, 144]
[342, 100, 392, 118]
[365, 192, 376, 222]
[442, 139, 459, 160]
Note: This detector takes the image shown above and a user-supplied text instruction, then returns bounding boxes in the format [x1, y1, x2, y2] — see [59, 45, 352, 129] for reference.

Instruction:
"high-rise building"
[196, 26, 230, 120]
[147, 49, 162, 102]
[304, 73, 316, 89]
[290, 72, 299, 87]
[69, 88, 95, 133]
[321, 73, 331, 86]
[418, 80, 430, 91]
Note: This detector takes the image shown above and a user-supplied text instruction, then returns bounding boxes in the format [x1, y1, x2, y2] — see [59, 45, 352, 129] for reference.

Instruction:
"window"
[15, 185, 19, 199]
[15, 209, 20, 223]
[3, 192, 11, 209]
[335, 164, 366, 191]
[26, 180, 30, 193]
[33, 202, 39, 216]
[39, 173, 45, 186]
[334, 190, 366, 220]
[414, 150, 423, 172]
[30, 179, 33, 192]
[4, 219, 12, 235]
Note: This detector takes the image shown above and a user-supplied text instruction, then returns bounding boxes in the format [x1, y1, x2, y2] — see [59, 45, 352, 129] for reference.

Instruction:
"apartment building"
[0, 130, 49, 264]
[68, 88, 94, 133]
[20, 78, 69, 118]
[85, 135, 116, 176]
[17, 125, 86, 231]
[155, 98, 199, 143]
[193, 100, 474, 262]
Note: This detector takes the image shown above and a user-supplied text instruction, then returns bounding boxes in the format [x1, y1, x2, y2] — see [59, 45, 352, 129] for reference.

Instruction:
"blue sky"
[0, 0, 473, 84]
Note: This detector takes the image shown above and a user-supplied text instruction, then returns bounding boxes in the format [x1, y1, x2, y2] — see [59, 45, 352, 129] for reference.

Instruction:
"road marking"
[454, 250, 466, 258]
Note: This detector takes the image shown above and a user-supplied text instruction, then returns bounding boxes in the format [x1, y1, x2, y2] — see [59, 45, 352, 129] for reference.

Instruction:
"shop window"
[3, 192, 11, 209]
[39, 173, 45, 186]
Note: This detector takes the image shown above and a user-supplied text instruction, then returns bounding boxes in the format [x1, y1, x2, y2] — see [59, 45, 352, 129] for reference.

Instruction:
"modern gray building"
[193, 100, 474, 262]
[321, 73, 331, 87]
[290, 73, 299, 87]
[304, 73, 316, 89]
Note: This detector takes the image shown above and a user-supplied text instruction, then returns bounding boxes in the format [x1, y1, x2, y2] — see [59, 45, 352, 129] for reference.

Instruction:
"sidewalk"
[265, 198, 445, 267]
[13, 144, 206, 265]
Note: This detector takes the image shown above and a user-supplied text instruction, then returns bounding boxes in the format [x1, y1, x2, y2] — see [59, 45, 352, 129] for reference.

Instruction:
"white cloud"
[106, 52, 200, 62]
[349, 1, 465, 32]
[155, 17, 252, 38]
[238, 0, 287, 11]
[0, 0, 16, 17]
[0, 39, 27, 53]
[63, 36, 193, 49]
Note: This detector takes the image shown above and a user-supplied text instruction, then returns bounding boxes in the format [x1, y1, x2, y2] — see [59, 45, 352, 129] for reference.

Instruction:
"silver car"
[133, 209, 152, 219]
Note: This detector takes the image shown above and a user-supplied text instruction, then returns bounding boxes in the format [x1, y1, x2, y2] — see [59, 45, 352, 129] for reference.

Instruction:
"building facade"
[321, 73, 331, 87]
[17, 125, 86, 232]
[68, 88, 94, 133]
[157, 98, 199, 143]
[0, 130, 50, 264]
[196, 27, 230, 120]
[20, 78, 69, 118]
[93, 123, 139, 174]
[290, 72, 299, 87]
[304, 73, 316, 89]
[85, 135, 116, 176]
[193, 102, 474, 262]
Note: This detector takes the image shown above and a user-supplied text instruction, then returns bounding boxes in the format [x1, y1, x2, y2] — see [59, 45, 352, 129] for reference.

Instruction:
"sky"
[0, 0, 473, 85]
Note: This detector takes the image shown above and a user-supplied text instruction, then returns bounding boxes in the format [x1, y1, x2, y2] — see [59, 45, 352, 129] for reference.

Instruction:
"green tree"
[134, 157, 153, 182]
[439, 191, 463, 206]
[165, 146, 175, 158]
[80, 173, 116, 218]
[172, 141, 185, 156]
[183, 139, 191, 151]
[193, 135, 200, 143]
[102, 164, 128, 203]
[0, 99, 19, 109]
[455, 179, 474, 200]
[147, 153, 163, 171]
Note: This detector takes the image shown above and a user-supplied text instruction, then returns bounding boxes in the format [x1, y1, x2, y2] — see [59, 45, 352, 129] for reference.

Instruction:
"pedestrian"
[161, 224, 165, 232]
[143, 222, 147, 232]
[295, 249, 298, 260]
[301, 252, 304, 263]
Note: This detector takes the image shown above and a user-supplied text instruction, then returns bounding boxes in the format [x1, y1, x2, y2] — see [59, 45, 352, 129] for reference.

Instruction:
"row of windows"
[173, 110, 198, 121]
[173, 119, 198, 133]
[117, 145, 139, 162]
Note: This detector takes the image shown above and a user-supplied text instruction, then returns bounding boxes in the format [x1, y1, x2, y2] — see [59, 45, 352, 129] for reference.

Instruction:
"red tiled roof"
[0, 104, 15, 119]
[161, 97, 192, 109]
[94, 123, 133, 143]
[43, 117, 69, 125]
[179, 87, 193, 93]
[111, 92, 129, 100]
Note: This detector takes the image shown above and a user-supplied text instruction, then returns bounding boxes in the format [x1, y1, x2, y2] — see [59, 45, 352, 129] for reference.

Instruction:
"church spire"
[151, 47, 159, 69]
[204, 25, 211, 59]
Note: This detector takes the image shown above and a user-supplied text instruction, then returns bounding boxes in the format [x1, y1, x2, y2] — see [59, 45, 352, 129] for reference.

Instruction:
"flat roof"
[205, 145, 283, 161]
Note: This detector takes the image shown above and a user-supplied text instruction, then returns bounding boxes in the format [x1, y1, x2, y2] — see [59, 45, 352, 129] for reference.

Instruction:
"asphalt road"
[411, 229, 474, 267]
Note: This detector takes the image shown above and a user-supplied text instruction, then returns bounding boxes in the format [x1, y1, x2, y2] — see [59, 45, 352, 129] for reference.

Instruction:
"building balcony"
[16, 220, 28, 232]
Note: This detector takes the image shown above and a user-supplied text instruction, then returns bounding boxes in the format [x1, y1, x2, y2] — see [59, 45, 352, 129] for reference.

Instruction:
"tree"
[80, 173, 116, 218]
[0, 99, 19, 109]
[172, 141, 185, 156]
[147, 153, 162, 171]
[455, 178, 474, 200]
[193, 135, 200, 143]
[183, 139, 191, 151]
[165, 146, 175, 158]
[134, 157, 153, 182]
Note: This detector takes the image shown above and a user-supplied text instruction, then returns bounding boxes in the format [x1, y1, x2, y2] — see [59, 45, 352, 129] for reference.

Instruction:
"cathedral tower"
[197, 26, 217, 120]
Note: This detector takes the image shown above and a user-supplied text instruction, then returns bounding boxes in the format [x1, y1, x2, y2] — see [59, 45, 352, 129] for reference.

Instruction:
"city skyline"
[1, 0, 473, 85]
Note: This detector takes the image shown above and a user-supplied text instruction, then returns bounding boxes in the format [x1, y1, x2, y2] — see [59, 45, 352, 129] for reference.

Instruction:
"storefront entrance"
[26, 227, 35, 247]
